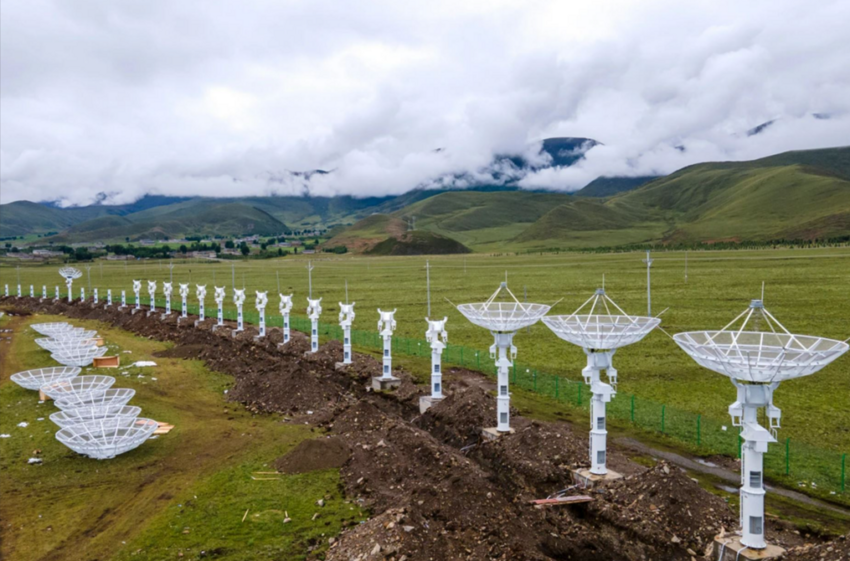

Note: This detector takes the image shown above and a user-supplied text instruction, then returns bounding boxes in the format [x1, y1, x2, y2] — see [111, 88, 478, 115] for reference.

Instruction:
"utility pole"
[643, 250, 654, 316]
[307, 261, 314, 298]
[426, 260, 431, 317]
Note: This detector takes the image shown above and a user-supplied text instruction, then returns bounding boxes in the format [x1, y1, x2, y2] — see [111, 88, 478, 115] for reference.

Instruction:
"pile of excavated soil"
[5, 295, 846, 561]
[274, 436, 350, 474]
[785, 533, 850, 560]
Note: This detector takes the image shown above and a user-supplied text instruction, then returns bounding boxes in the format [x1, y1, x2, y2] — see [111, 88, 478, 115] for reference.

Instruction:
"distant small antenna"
[642, 250, 654, 316]
[761, 281, 765, 302]
[685, 250, 688, 284]
[602, 274, 605, 291]
[168, 260, 174, 283]
[85, 265, 92, 291]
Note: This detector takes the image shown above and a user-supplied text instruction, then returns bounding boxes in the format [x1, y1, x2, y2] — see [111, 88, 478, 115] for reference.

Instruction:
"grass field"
[2, 247, 850, 459]
[0, 314, 364, 561]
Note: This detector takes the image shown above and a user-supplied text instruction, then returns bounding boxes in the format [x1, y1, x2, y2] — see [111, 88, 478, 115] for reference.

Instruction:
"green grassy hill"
[0, 201, 118, 238]
[366, 230, 471, 255]
[574, 176, 658, 197]
[329, 146, 850, 251]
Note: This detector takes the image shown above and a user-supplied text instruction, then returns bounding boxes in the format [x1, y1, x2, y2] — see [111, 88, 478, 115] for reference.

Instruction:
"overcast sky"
[1, 0, 848, 206]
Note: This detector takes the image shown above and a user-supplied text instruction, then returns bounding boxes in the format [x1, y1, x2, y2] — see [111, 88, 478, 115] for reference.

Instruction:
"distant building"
[139, 239, 156, 246]
[32, 249, 64, 257]
[302, 249, 316, 254]
[190, 251, 217, 259]
[105, 254, 136, 261]
[221, 248, 241, 256]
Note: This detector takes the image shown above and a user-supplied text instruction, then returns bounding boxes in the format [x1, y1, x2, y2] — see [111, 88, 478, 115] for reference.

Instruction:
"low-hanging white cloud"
[1, 0, 848, 206]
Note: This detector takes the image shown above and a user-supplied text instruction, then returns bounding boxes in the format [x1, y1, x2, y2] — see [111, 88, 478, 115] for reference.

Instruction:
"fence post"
[476, 351, 480, 370]
[630, 395, 635, 423]
[661, 405, 666, 434]
[785, 437, 790, 475]
[697, 415, 701, 446]
[460, 347, 464, 366]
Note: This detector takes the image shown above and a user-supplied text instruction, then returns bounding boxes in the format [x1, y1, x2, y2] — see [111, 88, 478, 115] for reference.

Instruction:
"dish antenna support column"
[92, 288, 98, 305]
[254, 291, 268, 339]
[41, 285, 47, 301]
[106, 289, 112, 307]
[307, 297, 322, 353]
[146, 281, 157, 315]
[278, 294, 293, 346]
[195, 285, 207, 326]
[372, 309, 400, 390]
[643, 250, 653, 316]
[232, 289, 246, 337]
[132, 280, 142, 314]
[80, 286, 85, 302]
[161, 282, 173, 318]
[120, 289, 127, 310]
[420, 317, 448, 413]
[212, 286, 225, 331]
[338, 302, 356, 366]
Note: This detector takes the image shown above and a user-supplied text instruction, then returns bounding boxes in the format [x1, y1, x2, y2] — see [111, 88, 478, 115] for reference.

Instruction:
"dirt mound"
[785, 533, 849, 560]
[597, 462, 736, 557]
[274, 436, 350, 474]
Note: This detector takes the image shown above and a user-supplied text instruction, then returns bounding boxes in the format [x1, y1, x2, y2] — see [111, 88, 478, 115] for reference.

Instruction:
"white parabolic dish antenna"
[51, 344, 108, 367]
[41, 375, 116, 401]
[673, 300, 848, 383]
[59, 267, 83, 280]
[457, 283, 551, 333]
[31, 322, 75, 336]
[542, 288, 660, 350]
[542, 288, 660, 478]
[56, 417, 158, 459]
[50, 405, 142, 429]
[55, 388, 136, 411]
[674, 299, 848, 551]
[457, 282, 551, 433]
[10, 367, 82, 391]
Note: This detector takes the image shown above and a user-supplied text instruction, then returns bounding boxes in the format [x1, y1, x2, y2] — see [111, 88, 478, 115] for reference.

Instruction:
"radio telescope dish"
[456, 282, 551, 433]
[673, 300, 848, 384]
[31, 322, 76, 336]
[55, 388, 136, 410]
[543, 288, 660, 480]
[51, 344, 108, 367]
[55, 417, 158, 459]
[53, 328, 98, 341]
[40, 375, 116, 401]
[59, 267, 82, 280]
[10, 367, 81, 391]
[50, 405, 142, 429]
[674, 298, 848, 551]
[457, 284, 550, 333]
[542, 289, 660, 350]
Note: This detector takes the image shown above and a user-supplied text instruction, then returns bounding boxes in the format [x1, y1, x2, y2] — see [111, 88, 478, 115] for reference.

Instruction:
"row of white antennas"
[6, 267, 849, 552]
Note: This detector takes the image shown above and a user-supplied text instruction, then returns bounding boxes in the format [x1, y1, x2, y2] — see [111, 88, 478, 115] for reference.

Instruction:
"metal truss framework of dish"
[673, 327, 848, 384]
[674, 299, 849, 551]
[51, 329, 98, 342]
[457, 282, 552, 433]
[50, 405, 142, 429]
[35, 336, 98, 353]
[9, 366, 82, 391]
[55, 417, 158, 460]
[31, 322, 75, 336]
[542, 288, 661, 478]
[59, 267, 83, 280]
[541, 289, 661, 351]
[55, 388, 136, 410]
[51, 345, 108, 367]
[41, 375, 116, 401]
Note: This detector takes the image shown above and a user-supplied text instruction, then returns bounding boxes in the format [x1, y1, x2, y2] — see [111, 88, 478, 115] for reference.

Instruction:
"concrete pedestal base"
[572, 468, 623, 488]
[160, 313, 171, 320]
[145, 310, 155, 317]
[481, 427, 515, 441]
[177, 317, 189, 326]
[253, 335, 265, 342]
[371, 376, 401, 391]
[419, 395, 443, 414]
[231, 329, 243, 338]
[335, 362, 352, 371]
[712, 536, 785, 561]
[131, 308, 141, 315]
